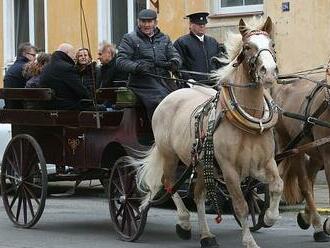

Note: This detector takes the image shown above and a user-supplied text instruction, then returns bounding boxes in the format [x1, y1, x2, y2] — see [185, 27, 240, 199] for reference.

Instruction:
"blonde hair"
[23, 52, 51, 78]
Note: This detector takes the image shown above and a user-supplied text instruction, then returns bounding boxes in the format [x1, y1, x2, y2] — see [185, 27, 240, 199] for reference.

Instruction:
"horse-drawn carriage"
[0, 86, 153, 228]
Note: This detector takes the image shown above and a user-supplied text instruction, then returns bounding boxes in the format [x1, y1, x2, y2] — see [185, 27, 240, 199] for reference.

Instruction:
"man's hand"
[155, 60, 179, 73]
[169, 59, 179, 73]
[135, 62, 154, 75]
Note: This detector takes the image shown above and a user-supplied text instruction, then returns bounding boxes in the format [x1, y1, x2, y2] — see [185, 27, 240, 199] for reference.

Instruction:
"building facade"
[1, 0, 330, 85]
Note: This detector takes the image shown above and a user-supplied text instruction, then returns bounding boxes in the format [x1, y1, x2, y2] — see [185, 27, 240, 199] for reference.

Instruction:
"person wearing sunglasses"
[3, 42, 37, 109]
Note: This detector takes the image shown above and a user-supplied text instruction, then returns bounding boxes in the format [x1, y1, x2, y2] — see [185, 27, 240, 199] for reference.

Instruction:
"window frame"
[212, 0, 263, 15]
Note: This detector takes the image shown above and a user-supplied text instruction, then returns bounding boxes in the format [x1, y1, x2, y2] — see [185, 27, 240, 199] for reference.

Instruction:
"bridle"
[235, 30, 277, 85]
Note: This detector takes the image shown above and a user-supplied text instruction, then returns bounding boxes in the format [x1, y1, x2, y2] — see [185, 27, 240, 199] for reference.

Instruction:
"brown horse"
[273, 63, 330, 242]
[137, 17, 282, 248]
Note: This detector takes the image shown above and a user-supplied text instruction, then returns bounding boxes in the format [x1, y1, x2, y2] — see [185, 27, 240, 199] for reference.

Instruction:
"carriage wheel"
[108, 157, 149, 241]
[233, 183, 269, 232]
[0, 134, 47, 228]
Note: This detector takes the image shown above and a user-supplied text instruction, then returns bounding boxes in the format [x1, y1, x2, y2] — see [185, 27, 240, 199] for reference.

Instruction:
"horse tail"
[278, 157, 304, 204]
[136, 144, 164, 206]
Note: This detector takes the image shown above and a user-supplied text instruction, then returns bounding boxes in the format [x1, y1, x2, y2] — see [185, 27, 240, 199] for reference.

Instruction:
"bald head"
[57, 43, 75, 60]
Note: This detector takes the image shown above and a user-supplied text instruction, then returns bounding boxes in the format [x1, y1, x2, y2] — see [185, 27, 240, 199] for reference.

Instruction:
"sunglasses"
[27, 52, 36, 57]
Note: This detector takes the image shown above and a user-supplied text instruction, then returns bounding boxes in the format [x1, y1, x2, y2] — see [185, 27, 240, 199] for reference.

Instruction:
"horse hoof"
[200, 237, 220, 248]
[258, 212, 272, 228]
[176, 224, 191, 240]
[297, 212, 310, 230]
[323, 217, 330, 235]
[313, 231, 330, 242]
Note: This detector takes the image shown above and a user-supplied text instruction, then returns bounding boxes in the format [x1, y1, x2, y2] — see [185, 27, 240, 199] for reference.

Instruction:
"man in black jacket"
[39, 43, 90, 110]
[3, 42, 37, 109]
[98, 41, 128, 88]
[116, 9, 182, 121]
[174, 12, 227, 83]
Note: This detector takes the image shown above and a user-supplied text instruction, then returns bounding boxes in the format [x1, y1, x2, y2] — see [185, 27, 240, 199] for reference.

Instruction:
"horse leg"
[222, 165, 260, 248]
[253, 158, 283, 227]
[194, 169, 219, 248]
[171, 192, 192, 240]
[294, 154, 329, 241]
[161, 153, 193, 240]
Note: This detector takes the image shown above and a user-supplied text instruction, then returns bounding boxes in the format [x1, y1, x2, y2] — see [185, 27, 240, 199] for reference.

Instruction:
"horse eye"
[244, 45, 251, 51]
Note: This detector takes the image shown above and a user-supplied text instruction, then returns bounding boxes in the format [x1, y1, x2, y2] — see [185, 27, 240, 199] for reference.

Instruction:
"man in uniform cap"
[174, 11, 227, 83]
[117, 9, 182, 121]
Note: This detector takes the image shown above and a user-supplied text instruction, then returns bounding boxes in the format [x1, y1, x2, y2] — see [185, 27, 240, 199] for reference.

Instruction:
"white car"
[0, 100, 12, 162]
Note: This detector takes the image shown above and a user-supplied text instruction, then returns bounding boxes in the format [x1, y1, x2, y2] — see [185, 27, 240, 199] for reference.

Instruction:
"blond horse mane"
[213, 17, 270, 83]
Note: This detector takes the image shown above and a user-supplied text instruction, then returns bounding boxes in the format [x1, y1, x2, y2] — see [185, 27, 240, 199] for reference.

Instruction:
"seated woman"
[24, 52, 51, 88]
[75, 48, 100, 99]
[23, 52, 51, 109]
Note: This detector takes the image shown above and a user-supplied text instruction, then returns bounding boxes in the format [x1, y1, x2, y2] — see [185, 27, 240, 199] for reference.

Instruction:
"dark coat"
[116, 27, 182, 120]
[39, 51, 90, 110]
[3, 56, 30, 109]
[99, 55, 128, 88]
[76, 61, 99, 99]
[173, 33, 226, 82]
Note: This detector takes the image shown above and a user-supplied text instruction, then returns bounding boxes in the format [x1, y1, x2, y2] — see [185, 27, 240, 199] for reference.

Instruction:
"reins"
[144, 72, 258, 89]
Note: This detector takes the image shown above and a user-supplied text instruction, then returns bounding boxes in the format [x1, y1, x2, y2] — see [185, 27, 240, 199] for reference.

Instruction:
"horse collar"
[221, 85, 278, 134]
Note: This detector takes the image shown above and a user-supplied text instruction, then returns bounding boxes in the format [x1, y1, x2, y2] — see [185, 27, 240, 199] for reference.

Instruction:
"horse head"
[238, 17, 278, 88]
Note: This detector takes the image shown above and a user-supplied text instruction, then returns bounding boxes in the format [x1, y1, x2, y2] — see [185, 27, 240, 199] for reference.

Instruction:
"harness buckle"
[307, 116, 316, 125]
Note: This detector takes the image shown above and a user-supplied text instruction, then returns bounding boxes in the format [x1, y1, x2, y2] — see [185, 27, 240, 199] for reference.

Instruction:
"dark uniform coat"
[39, 51, 90, 110]
[116, 27, 182, 120]
[173, 32, 226, 82]
[3, 56, 30, 109]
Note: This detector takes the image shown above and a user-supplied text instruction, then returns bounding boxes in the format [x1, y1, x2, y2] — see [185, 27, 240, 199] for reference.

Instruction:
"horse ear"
[239, 18, 250, 37]
[262, 17, 272, 34]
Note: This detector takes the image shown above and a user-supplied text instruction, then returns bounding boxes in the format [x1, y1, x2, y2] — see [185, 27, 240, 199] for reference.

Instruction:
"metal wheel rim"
[0, 134, 47, 228]
[108, 158, 148, 241]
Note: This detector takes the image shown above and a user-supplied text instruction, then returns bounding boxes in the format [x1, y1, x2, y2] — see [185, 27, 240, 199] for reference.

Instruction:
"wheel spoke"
[10, 144, 21, 176]
[5, 184, 19, 194]
[127, 201, 141, 216]
[24, 181, 42, 189]
[4, 156, 20, 177]
[115, 203, 124, 218]
[15, 193, 23, 222]
[117, 167, 126, 193]
[248, 196, 257, 226]
[127, 205, 138, 232]
[23, 184, 41, 206]
[112, 180, 124, 195]
[25, 189, 36, 218]
[3, 174, 20, 181]
[19, 139, 24, 176]
[22, 190, 28, 224]
[121, 207, 127, 232]
[9, 187, 21, 209]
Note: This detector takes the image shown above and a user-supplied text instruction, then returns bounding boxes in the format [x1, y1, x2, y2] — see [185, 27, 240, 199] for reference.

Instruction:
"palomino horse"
[273, 60, 330, 242]
[137, 17, 283, 248]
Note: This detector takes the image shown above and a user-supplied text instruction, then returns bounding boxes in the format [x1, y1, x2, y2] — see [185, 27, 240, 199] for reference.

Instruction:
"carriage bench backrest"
[0, 88, 55, 101]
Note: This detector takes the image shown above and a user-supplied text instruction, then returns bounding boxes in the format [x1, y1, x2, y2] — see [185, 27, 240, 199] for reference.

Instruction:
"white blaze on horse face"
[249, 35, 278, 85]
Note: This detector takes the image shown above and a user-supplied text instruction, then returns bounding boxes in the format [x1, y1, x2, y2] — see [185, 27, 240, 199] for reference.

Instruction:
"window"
[3, 0, 45, 68]
[98, 0, 146, 46]
[212, 0, 263, 15]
